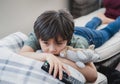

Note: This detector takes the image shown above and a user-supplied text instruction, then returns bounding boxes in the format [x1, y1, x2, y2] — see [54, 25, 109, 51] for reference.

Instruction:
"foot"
[97, 13, 115, 24]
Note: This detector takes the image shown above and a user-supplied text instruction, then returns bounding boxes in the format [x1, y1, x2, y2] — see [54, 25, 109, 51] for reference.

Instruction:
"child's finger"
[53, 63, 59, 78]
[49, 62, 54, 75]
[63, 65, 70, 76]
[58, 64, 63, 80]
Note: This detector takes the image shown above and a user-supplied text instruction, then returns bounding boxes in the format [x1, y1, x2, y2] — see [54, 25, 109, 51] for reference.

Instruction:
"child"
[20, 9, 120, 82]
[19, 9, 98, 82]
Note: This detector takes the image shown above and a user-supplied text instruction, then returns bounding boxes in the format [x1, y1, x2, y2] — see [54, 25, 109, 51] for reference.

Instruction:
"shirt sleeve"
[69, 35, 89, 49]
[24, 32, 41, 51]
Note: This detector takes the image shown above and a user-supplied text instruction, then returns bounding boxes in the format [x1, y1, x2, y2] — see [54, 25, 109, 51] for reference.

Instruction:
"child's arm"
[58, 57, 97, 83]
[59, 46, 98, 82]
[19, 45, 70, 80]
[19, 45, 97, 82]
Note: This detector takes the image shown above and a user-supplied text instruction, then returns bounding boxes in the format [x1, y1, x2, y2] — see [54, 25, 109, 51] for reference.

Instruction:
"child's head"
[34, 9, 74, 55]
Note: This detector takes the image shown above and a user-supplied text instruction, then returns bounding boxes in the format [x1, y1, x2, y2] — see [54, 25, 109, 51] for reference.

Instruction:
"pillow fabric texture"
[0, 32, 28, 53]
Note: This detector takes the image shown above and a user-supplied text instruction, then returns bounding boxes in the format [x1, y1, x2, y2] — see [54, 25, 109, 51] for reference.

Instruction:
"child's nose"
[49, 45, 57, 53]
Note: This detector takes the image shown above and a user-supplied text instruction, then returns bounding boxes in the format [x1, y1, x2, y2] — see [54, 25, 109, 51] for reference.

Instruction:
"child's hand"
[45, 53, 70, 80]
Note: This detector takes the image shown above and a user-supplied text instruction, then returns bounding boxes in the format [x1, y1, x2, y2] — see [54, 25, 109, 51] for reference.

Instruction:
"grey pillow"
[74, 0, 99, 5]
[71, 0, 101, 18]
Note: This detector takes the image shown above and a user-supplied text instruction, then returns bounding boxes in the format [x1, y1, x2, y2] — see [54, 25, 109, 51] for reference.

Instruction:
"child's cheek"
[41, 47, 48, 53]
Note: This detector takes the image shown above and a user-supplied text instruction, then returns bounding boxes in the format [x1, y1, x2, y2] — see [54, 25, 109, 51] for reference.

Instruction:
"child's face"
[39, 37, 67, 56]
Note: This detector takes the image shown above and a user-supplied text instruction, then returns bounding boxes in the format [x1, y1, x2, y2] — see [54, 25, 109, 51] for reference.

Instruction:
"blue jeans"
[74, 16, 120, 48]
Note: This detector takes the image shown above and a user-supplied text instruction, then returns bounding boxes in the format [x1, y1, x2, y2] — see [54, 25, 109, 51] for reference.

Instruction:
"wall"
[0, 0, 69, 38]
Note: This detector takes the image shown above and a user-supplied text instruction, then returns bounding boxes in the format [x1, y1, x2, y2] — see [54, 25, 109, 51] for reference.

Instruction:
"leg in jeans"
[74, 16, 120, 48]
[102, 16, 120, 37]
[85, 17, 102, 30]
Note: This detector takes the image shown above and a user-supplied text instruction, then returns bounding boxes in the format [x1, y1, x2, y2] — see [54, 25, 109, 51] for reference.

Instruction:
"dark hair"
[34, 9, 74, 43]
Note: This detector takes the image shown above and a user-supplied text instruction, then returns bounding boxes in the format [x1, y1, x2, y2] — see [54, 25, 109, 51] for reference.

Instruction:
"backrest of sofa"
[70, 0, 103, 18]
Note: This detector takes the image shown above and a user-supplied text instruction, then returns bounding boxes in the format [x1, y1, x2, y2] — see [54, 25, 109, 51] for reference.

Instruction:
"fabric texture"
[0, 32, 28, 53]
[73, 0, 99, 5]
[0, 48, 64, 84]
[70, 34, 89, 49]
[0, 47, 85, 84]
[24, 32, 41, 51]
[103, 0, 120, 19]
[70, 0, 100, 18]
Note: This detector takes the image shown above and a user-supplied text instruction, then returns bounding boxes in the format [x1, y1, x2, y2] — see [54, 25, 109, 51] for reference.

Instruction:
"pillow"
[0, 47, 85, 84]
[74, 0, 99, 5]
[71, 2, 99, 18]
[0, 32, 28, 53]
[71, 0, 100, 18]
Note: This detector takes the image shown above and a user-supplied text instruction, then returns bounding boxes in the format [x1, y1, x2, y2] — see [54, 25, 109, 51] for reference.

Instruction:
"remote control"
[41, 61, 72, 84]
[41, 61, 84, 84]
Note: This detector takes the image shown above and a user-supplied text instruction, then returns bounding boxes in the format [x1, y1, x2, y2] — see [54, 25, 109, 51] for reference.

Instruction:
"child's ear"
[88, 45, 95, 50]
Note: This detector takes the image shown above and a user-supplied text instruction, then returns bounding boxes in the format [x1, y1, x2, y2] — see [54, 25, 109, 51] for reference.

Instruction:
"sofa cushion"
[70, 0, 101, 18]
[71, 2, 99, 18]
[74, 0, 99, 5]
[95, 32, 120, 62]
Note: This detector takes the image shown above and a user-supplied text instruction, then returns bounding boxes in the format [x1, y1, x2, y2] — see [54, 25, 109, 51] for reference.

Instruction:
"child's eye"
[57, 43, 63, 45]
[43, 41, 48, 44]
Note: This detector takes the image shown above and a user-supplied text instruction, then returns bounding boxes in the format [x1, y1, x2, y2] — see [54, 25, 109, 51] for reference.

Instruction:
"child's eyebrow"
[57, 40, 66, 42]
